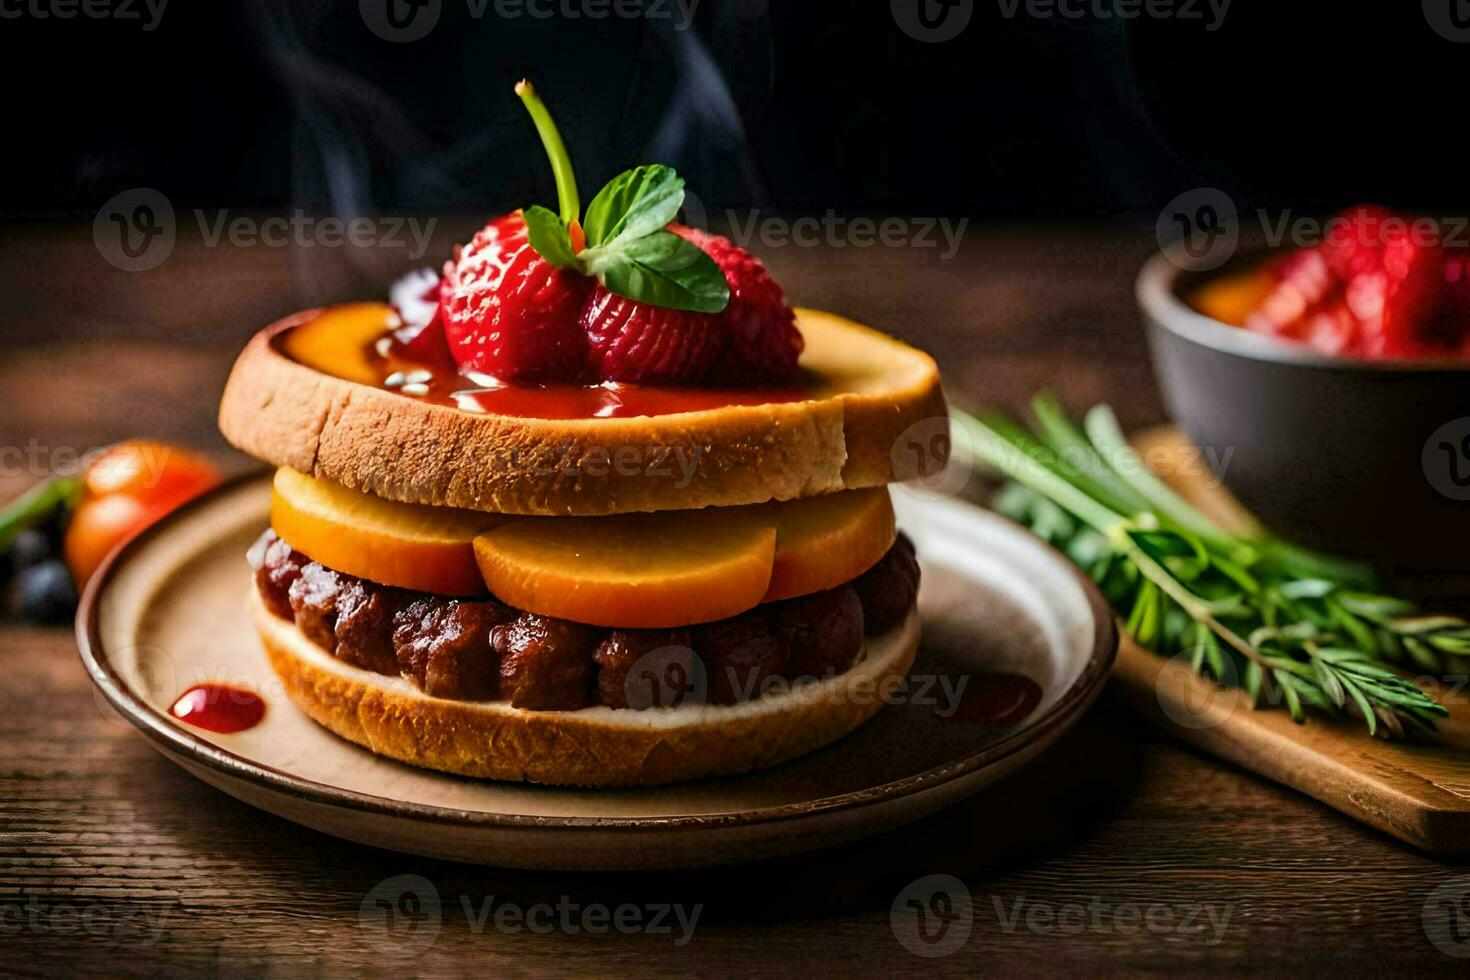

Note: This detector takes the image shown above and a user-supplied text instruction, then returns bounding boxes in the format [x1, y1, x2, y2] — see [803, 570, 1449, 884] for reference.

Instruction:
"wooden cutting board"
[1108, 428, 1470, 855]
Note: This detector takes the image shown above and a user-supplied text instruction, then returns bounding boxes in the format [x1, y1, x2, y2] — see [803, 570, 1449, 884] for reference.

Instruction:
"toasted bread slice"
[251, 587, 920, 786]
[219, 307, 947, 516]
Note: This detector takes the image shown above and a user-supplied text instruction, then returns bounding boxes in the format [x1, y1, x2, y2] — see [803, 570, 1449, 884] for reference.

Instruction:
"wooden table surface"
[3, 221, 1468, 977]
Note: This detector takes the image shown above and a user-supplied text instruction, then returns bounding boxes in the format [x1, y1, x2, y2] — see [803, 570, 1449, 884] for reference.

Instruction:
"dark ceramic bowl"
[1138, 250, 1470, 572]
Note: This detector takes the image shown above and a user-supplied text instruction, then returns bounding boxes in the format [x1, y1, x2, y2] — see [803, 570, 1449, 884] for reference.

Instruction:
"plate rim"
[76, 472, 1118, 833]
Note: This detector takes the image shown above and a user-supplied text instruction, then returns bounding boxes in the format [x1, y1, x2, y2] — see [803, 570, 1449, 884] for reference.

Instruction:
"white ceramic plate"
[78, 475, 1115, 869]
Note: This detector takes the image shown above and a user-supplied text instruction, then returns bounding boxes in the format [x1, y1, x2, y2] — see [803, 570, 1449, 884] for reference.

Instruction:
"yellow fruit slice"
[756, 487, 896, 602]
[272, 468, 897, 623]
[472, 488, 895, 625]
[280, 302, 398, 385]
[270, 467, 496, 595]
[474, 513, 777, 628]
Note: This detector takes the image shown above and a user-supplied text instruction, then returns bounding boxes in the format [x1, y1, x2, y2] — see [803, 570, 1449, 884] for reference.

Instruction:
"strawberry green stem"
[515, 80, 580, 227]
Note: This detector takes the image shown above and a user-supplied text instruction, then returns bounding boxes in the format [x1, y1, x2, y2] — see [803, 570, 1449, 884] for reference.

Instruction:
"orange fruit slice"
[280, 302, 398, 385]
[474, 513, 778, 628]
[273, 469, 896, 625]
[270, 467, 496, 595]
[755, 487, 896, 602]
[473, 488, 895, 626]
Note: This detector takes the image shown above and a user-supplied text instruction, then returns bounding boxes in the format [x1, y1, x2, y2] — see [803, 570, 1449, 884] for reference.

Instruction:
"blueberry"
[9, 561, 78, 624]
[8, 527, 54, 571]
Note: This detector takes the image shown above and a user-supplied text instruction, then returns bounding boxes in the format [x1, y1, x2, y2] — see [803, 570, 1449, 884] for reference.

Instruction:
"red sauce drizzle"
[371, 331, 814, 420]
[169, 684, 266, 734]
[947, 673, 1042, 727]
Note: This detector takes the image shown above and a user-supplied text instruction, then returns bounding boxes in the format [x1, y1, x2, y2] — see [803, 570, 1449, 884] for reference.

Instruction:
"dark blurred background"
[2, 0, 1466, 222]
[2, 0, 1467, 458]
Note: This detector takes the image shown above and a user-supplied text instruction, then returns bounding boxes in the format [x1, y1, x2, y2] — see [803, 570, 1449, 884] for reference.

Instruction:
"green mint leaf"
[521, 205, 579, 269]
[582, 165, 684, 249]
[523, 162, 727, 313]
[582, 230, 729, 313]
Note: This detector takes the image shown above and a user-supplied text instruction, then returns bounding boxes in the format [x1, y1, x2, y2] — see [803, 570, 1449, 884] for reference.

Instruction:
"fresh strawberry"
[440, 213, 592, 382]
[1299, 297, 1358, 355]
[580, 286, 720, 382]
[1243, 247, 1338, 337]
[1345, 226, 1443, 358]
[672, 225, 803, 381]
[580, 226, 803, 384]
[437, 82, 804, 386]
[1434, 250, 1470, 349]
[1321, 204, 1393, 281]
[1241, 205, 1470, 359]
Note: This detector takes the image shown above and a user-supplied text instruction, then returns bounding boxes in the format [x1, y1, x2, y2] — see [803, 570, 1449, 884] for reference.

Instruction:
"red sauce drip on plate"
[169, 684, 266, 734]
[947, 673, 1042, 727]
[372, 331, 814, 420]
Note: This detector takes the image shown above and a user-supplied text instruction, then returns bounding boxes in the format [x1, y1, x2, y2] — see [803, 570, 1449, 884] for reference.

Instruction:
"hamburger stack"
[216, 82, 948, 786]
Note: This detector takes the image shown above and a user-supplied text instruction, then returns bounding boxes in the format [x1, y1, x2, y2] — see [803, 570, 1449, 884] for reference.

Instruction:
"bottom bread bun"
[250, 588, 921, 787]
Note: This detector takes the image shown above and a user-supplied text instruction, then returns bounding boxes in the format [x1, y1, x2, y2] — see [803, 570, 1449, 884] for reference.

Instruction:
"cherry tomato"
[84, 441, 218, 503]
[64, 441, 221, 588]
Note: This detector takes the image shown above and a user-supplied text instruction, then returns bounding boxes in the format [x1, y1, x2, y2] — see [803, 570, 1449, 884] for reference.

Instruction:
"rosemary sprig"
[954, 396, 1465, 738]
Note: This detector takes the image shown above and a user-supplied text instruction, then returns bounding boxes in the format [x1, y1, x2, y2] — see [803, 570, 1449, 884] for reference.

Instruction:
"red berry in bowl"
[1322, 204, 1392, 281]
[1350, 228, 1442, 358]
[1300, 298, 1358, 355]
[1243, 247, 1337, 338]
[1431, 250, 1470, 348]
[1237, 205, 1470, 360]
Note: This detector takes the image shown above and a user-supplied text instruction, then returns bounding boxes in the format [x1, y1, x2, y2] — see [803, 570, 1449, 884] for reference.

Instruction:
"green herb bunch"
[954, 395, 1470, 737]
